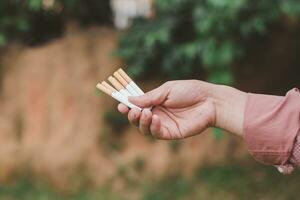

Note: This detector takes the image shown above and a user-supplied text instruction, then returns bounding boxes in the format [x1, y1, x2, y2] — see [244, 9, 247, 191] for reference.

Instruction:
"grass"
[0, 179, 120, 200]
[195, 164, 300, 200]
[0, 162, 300, 200]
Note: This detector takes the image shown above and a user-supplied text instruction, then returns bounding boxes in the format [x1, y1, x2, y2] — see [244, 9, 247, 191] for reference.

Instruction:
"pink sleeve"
[244, 88, 300, 166]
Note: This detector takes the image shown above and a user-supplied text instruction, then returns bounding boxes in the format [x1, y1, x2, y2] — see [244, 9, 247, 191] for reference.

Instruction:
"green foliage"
[99, 110, 128, 153]
[0, 0, 112, 47]
[143, 174, 192, 200]
[196, 164, 300, 199]
[213, 127, 223, 140]
[133, 157, 145, 173]
[117, 0, 300, 84]
[0, 178, 120, 200]
[1, 162, 300, 199]
[103, 110, 128, 132]
[168, 140, 182, 153]
[98, 128, 125, 153]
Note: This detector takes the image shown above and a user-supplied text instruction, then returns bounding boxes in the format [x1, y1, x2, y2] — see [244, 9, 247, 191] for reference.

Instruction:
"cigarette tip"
[108, 76, 115, 81]
[96, 83, 102, 89]
[113, 71, 119, 76]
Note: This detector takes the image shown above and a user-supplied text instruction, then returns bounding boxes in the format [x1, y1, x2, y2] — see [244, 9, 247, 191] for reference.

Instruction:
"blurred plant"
[117, 0, 300, 84]
[0, 0, 112, 47]
[143, 174, 192, 200]
[168, 140, 182, 153]
[1, 162, 300, 199]
[98, 128, 125, 153]
[0, 178, 120, 200]
[99, 110, 128, 153]
[103, 110, 128, 132]
[116, 164, 133, 184]
[133, 157, 145, 173]
[213, 127, 223, 140]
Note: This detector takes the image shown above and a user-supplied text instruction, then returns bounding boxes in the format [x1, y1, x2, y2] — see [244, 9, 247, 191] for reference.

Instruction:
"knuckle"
[163, 81, 172, 87]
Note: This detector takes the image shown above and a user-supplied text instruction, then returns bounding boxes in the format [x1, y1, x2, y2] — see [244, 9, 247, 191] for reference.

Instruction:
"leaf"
[28, 0, 42, 11]
[209, 69, 233, 84]
[117, 0, 300, 85]
[280, 1, 300, 16]
[17, 18, 30, 32]
[202, 39, 217, 67]
[213, 128, 223, 140]
[218, 41, 235, 66]
[0, 33, 6, 46]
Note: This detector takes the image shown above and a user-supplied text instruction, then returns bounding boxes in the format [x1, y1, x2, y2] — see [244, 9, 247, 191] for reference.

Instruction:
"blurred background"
[0, 0, 300, 199]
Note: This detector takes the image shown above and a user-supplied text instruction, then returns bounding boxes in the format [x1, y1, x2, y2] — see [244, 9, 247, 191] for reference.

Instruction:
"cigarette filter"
[113, 71, 139, 96]
[118, 68, 145, 96]
[96, 82, 141, 111]
[108, 76, 132, 98]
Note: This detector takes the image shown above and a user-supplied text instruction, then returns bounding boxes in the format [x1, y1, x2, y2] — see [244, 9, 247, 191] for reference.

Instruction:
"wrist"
[207, 83, 247, 137]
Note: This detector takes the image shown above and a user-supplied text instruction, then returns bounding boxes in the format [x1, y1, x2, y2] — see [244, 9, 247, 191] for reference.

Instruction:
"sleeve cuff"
[244, 88, 300, 165]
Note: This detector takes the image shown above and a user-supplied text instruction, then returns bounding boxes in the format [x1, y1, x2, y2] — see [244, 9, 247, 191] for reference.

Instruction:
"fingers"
[150, 114, 174, 140]
[120, 106, 153, 135]
[118, 103, 129, 114]
[150, 114, 169, 140]
[118, 105, 141, 127]
[137, 110, 166, 138]
[139, 109, 152, 135]
[118, 105, 170, 139]
[129, 83, 170, 108]
[150, 114, 161, 137]
[128, 108, 141, 126]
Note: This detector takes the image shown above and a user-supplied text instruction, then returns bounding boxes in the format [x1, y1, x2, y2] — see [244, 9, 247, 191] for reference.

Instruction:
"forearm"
[208, 83, 247, 137]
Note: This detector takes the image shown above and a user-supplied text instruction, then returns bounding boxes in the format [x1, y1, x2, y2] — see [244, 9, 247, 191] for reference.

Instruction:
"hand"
[118, 80, 217, 139]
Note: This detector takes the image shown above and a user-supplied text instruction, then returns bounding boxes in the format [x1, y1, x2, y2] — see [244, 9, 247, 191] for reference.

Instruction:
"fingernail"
[131, 112, 135, 118]
[143, 111, 149, 119]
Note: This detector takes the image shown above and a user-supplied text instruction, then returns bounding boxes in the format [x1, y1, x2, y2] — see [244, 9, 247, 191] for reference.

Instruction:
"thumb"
[129, 84, 169, 108]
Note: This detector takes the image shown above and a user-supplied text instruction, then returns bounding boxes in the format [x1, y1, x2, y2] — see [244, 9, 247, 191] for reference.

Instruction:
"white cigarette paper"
[129, 81, 144, 95]
[96, 68, 150, 111]
[113, 71, 139, 96]
[117, 68, 145, 96]
[108, 76, 133, 100]
[120, 88, 132, 98]
[117, 68, 152, 109]
[111, 92, 141, 111]
[96, 83, 141, 111]
[126, 84, 139, 96]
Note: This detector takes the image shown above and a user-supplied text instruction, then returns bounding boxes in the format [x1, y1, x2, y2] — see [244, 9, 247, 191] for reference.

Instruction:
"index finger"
[117, 103, 129, 114]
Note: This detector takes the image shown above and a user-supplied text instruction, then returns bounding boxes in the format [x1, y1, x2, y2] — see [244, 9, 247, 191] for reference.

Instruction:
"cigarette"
[117, 68, 145, 96]
[96, 82, 141, 111]
[108, 76, 132, 98]
[101, 81, 117, 93]
[113, 71, 139, 96]
[96, 82, 111, 96]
